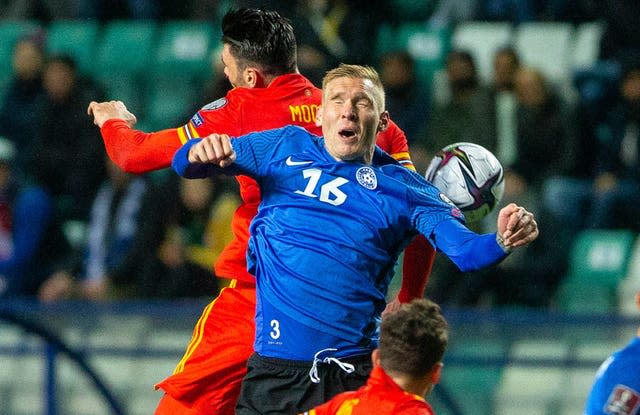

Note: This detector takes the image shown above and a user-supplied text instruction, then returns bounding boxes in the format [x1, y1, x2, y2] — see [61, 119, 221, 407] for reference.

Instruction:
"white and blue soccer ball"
[425, 142, 505, 223]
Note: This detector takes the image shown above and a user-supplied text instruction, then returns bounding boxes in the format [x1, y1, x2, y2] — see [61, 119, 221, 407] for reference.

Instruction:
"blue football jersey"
[584, 337, 640, 415]
[173, 125, 507, 360]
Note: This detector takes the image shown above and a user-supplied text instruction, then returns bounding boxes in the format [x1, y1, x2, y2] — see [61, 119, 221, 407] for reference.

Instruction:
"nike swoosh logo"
[285, 156, 313, 166]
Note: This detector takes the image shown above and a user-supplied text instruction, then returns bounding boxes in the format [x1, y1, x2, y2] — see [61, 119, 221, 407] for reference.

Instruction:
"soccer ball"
[425, 142, 505, 223]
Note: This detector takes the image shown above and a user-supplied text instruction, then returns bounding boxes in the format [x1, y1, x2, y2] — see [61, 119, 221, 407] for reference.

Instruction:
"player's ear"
[371, 349, 381, 367]
[377, 111, 390, 132]
[315, 106, 323, 127]
[430, 362, 443, 385]
[244, 67, 264, 88]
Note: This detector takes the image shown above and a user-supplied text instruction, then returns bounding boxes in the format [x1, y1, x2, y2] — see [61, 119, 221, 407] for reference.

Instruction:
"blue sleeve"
[0, 187, 52, 275]
[426, 219, 508, 272]
[172, 128, 287, 179]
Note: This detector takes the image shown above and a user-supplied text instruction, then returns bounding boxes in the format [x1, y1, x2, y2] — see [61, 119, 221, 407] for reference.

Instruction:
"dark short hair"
[447, 49, 477, 72]
[379, 299, 448, 378]
[221, 8, 297, 76]
[495, 46, 520, 66]
[47, 54, 77, 72]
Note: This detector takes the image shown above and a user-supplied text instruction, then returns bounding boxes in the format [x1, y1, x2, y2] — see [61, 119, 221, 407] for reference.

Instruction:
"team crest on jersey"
[439, 193, 464, 218]
[605, 385, 640, 415]
[356, 167, 377, 190]
[201, 97, 228, 111]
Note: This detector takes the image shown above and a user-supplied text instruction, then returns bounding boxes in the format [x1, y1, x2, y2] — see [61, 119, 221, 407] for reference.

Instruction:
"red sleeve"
[101, 119, 183, 174]
[395, 401, 436, 415]
[378, 121, 431, 302]
[376, 120, 415, 172]
[398, 232, 436, 303]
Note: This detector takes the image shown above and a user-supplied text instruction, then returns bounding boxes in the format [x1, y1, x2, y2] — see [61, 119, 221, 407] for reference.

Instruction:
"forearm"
[398, 235, 435, 302]
[430, 219, 508, 272]
[172, 139, 235, 178]
[101, 119, 182, 174]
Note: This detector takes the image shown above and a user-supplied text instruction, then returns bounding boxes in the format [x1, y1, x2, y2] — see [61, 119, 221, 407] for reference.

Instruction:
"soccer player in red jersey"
[301, 299, 448, 415]
[88, 8, 434, 415]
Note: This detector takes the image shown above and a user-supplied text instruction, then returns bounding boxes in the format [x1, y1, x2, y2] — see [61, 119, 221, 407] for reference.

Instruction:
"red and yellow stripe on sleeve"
[390, 151, 416, 172]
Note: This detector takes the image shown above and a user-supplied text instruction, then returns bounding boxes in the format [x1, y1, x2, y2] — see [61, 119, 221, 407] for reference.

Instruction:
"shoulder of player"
[243, 124, 314, 143]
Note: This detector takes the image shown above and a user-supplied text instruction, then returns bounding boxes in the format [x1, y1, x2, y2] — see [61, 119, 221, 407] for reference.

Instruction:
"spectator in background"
[419, 49, 495, 167]
[584, 290, 640, 415]
[544, 61, 640, 235]
[113, 174, 239, 299]
[378, 50, 429, 145]
[301, 299, 448, 415]
[490, 46, 520, 171]
[288, 0, 391, 86]
[414, 49, 495, 306]
[38, 157, 148, 302]
[585, 62, 640, 231]
[0, 34, 46, 177]
[463, 66, 576, 307]
[598, 0, 640, 62]
[27, 54, 107, 223]
[0, 137, 70, 298]
[504, 67, 575, 211]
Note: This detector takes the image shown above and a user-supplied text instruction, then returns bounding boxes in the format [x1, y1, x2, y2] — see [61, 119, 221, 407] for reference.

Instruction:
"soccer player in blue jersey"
[584, 291, 640, 415]
[172, 63, 539, 414]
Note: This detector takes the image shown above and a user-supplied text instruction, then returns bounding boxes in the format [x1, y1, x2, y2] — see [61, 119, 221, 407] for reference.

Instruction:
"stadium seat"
[376, 23, 450, 91]
[93, 20, 158, 115]
[143, 75, 198, 131]
[572, 21, 604, 71]
[0, 20, 41, 90]
[451, 22, 514, 83]
[153, 20, 215, 82]
[555, 229, 637, 314]
[617, 235, 640, 316]
[437, 338, 507, 415]
[46, 20, 100, 77]
[514, 22, 574, 85]
[439, 366, 503, 415]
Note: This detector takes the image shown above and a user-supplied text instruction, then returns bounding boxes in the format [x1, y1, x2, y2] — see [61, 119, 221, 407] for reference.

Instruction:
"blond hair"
[322, 64, 386, 112]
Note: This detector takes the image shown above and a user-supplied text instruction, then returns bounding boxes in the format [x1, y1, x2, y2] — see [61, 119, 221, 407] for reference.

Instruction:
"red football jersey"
[101, 73, 422, 284]
[302, 366, 435, 415]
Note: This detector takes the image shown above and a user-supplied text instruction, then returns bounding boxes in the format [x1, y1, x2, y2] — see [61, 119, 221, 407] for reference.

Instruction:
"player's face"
[221, 44, 246, 88]
[320, 77, 386, 163]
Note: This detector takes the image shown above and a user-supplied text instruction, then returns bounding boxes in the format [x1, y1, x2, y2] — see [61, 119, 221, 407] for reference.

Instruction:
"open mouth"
[339, 128, 356, 138]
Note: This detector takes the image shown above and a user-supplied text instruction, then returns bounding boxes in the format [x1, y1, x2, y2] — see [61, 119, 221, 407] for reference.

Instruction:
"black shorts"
[236, 352, 373, 414]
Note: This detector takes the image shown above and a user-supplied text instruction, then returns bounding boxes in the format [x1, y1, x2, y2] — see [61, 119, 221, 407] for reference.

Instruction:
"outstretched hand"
[189, 133, 236, 168]
[497, 203, 539, 249]
[87, 100, 137, 128]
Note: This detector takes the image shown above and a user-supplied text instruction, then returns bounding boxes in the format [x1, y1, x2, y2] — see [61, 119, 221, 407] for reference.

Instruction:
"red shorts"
[154, 280, 256, 415]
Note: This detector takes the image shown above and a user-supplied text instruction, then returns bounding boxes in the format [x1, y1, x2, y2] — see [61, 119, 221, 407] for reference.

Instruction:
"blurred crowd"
[1, 0, 639, 310]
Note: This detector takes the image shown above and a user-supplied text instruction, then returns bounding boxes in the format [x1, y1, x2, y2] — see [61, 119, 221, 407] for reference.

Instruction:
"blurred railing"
[0, 299, 638, 415]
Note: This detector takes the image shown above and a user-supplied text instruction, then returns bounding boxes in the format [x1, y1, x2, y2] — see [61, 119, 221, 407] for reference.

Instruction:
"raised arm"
[87, 100, 188, 174]
[427, 204, 538, 272]
[172, 134, 237, 178]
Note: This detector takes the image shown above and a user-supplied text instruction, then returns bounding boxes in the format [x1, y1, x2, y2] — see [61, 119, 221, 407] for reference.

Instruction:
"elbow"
[107, 151, 151, 174]
[118, 158, 147, 174]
